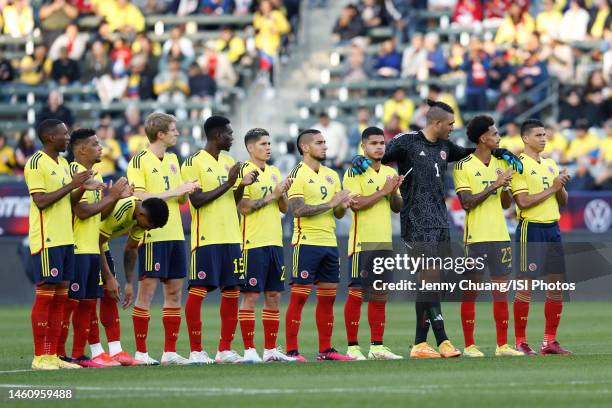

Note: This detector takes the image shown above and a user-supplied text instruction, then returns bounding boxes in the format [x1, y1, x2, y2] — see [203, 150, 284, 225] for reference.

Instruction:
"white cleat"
[161, 352, 192, 365]
[243, 348, 263, 363]
[368, 345, 404, 360]
[189, 351, 214, 365]
[134, 351, 160, 366]
[215, 350, 244, 364]
[263, 348, 297, 363]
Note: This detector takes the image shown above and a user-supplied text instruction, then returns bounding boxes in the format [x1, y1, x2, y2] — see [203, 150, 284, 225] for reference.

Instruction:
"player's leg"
[31, 281, 58, 370]
[285, 244, 314, 361]
[367, 290, 402, 360]
[133, 277, 158, 365]
[344, 252, 365, 360]
[461, 244, 482, 357]
[239, 248, 263, 362]
[513, 221, 537, 355]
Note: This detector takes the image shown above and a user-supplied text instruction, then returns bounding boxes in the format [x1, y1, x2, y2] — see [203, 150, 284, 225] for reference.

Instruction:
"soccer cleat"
[91, 352, 121, 367]
[31, 356, 59, 370]
[410, 342, 441, 358]
[49, 355, 81, 369]
[263, 348, 297, 362]
[540, 341, 572, 355]
[215, 350, 244, 364]
[189, 351, 214, 365]
[161, 352, 193, 365]
[243, 348, 263, 363]
[463, 345, 485, 358]
[439, 340, 462, 358]
[71, 355, 107, 368]
[516, 342, 537, 356]
[316, 348, 354, 361]
[134, 351, 160, 366]
[286, 350, 307, 363]
[110, 351, 143, 366]
[368, 345, 403, 360]
[495, 344, 525, 356]
[346, 345, 367, 361]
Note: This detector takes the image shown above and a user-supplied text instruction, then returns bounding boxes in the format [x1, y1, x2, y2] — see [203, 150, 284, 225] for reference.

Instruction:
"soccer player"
[25, 119, 97, 370]
[510, 119, 572, 355]
[452, 115, 524, 357]
[343, 127, 404, 360]
[127, 113, 199, 365]
[56, 128, 133, 368]
[181, 116, 258, 364]
[237, 128, 295, 363]
[285, 129, 354, 362]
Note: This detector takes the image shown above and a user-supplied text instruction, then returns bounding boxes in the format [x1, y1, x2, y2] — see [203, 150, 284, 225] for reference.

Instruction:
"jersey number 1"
[434, 162, 440, 178]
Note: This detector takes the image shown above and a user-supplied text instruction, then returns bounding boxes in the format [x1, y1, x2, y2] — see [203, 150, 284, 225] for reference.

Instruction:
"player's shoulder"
[454, 154, 474, 171]
[380, 163, 397, 176]
[288, 162, 305, 179]
[69, 161, 81, 176]
[112, 197, 137, 222]
[129, 149, 149, 169]
[25, 151, 44, 172]
[391, 131, 419, 143]
[58, 155, 70, 167]
[183, 150, 202, 167]
[321, 164, 340, 181]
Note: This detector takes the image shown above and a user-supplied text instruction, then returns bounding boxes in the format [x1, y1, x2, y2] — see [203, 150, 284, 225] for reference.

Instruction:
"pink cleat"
[111, 351, 145, 366]
[286, 350, 307, 363]
[72, 356, 107, 368]
[516, 342, 538, 356]
[92, 352, 122, 367]
[316, 348, 354, 361]
[540, 341, 572, 355]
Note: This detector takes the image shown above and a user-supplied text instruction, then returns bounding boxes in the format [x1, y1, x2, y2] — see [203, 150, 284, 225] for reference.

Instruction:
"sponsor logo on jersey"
[152, 168, 158, 173]
[531, 170, 537, 175]
[368, 179, 374, 184]
[308, 179, 315, 183]
[419, 151, 426, 156]
[475, 171, 481, 177]
[207, 168, 213, 172]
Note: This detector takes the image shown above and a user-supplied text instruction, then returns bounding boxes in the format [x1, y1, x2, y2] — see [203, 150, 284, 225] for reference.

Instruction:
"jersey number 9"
[320, 186, 328, 200]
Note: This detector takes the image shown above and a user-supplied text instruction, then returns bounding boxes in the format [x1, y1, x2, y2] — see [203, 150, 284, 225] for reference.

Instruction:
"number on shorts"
[233, 257, 244, 274]
[501, 246, 512, 265]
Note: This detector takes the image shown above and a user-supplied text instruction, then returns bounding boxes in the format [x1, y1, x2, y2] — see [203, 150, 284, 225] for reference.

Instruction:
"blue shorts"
[466, 241, 512, 277]
[70, 254, 103, 299]
[347, 250, 394, 287]
[189, 244, 244, 290]
[32, 245, 74, 285]
[138, 240, 187, 281]
[241, 246, 285, 293]
[291, 245, 339, 285]
[515, 221, 566, 277]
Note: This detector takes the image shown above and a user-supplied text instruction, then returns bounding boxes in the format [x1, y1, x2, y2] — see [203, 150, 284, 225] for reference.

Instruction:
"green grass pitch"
[1, 302, 611, 407]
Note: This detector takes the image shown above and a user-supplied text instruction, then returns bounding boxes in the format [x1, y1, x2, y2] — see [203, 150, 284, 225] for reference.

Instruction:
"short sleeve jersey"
[71, 161, 104, 254]
[99, 197, 145, 243]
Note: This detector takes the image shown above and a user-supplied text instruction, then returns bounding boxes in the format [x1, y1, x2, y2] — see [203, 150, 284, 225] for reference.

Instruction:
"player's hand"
[393, 175, 405, 192]
[108, 177, 129, 199]
[122, 283, 134, 309]
[83, 173, 106, 191]
[553, 170, 571, 191]
[340, 193, 356, 209]
[120, 182, 134, 198]
[105, 277, 120, 303]
[240, 169, 259, 186]
[350, 155, 372, 175]
[493, 149, 523, 174]
[494, 168, 513, 189]
[177, 180, 199, 195]
[381, 176, 397, 195]
[70, 170, 94, 189]
[227, 162, 242, 186]
[273, 178, 293, 198]
[330, 189, 350, 208]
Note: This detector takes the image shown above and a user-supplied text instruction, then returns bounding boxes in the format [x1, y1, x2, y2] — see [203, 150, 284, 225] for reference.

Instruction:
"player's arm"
[239, 178, 292, 215]
[98, 235, 120, 302]
[233, 168, 259, 203]
[501, 189, 512, 209]
[448, 141, 475, 162]
[290, 196, 335, 217]
[121, 235, 140, 309]
[513, 171, 570, 209]
[350, 176, 403, 211]
[128, 159, 198, 202]
[555, 185, 569, 207]
[390, 191, 403, 213]
[457, 169, 512, 211]
[73, 177, 131, 220]
[381, 134, 408, 164]
[30, 169, 92, 210]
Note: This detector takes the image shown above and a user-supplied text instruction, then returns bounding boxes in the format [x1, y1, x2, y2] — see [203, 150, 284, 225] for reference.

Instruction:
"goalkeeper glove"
[350, 155, 372, 175]
[493, 148, 523, 174]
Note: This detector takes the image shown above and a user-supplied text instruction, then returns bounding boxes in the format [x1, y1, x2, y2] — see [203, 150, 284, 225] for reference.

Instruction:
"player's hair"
[204, 115, 231, 139]
[466, 115, 495, 144]
[144, 112, 176, 142]
[70, 128, 96, 147]
[361, 126, 384, 141]
[141, 198, 169, 229]
[36, 119, 64, 143]
[425, 99, 454, 124]
[244, 128, 269, 146]
[296, 129, 321, 155]
[520, 119, 545, 137]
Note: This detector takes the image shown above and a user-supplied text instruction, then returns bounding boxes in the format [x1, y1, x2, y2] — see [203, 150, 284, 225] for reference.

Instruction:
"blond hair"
[144, 112, 176, 142]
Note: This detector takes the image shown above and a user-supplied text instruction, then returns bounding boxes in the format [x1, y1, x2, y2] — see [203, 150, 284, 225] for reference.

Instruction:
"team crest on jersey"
[170, 164, 178, 174]
[440, 151, 447, 160]
[325, 175, 334, 184]
[71, 283, 80, 292]
[50, 268, 59, 277]
[300, 270, 309, 279]
[548, 166, 555, 175]
[154, 262, 161, 271]
[249, 278, 258, 286]
[529, 263, 537, 272]
[271, 174, 279, 183]
[496, 168, 503, 176]
[197, 271, 206, 280]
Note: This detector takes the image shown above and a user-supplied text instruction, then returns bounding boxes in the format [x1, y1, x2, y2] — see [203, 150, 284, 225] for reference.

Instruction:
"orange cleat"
[111, 351, 145, 366]
[410, 342, 441, 358]
[92, 352, 121, 367]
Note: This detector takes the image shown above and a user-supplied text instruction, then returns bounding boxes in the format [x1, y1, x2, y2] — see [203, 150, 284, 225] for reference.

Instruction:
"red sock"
[218, 289, 239, 352]
[262, 309, 280, 349]
[132, 306, 150, 353]
[239, 309, 256, 349]
[368, 300, 386, 344]
[72, 300, 95, 358]
[544, 298, 563, 343]
[316, 287, 336, 353]
[58, 298, 78, 356]
[185, 287, 206, 352]
[31, 288, 55, 356]
[162, 307, 181, 352]
[88, 300, 100, 345]
[100, 290, 121, 342]
[344, 288, 362, 345]
[285, 285, 311, 352]
[513, 291, 531, 345]
[461, 301, 476, 347]
[45, 288, 68, 356]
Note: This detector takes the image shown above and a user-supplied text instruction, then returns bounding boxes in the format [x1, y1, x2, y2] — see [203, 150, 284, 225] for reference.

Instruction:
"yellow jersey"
[453, 155, 510, 243]
[287, 162, 341, 247]
[71, 161, 104, 254]
[542, 132, 568, 157]
[510, 154, 561, 223]
[127, 149, 184, 243]
[93, 138, 122, 178]
[181, 150, 241, 249]
[600, 137, 612, 163]
[0, 145, 16, 174]
[240, 160, 284, 249]
[382, 98, 415, 131]
[566, 133, 600, 161]
[499, 134, 524, 155]
[24, 151, 73, 254]
[99, 197, 145, 243]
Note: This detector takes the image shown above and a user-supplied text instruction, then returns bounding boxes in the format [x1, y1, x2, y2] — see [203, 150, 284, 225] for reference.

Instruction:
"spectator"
[383, 88, 414, 131]
[19, 44, 53, 86]
[49, 23, 88, 61]
[188, 62, 217, 100]
[566, 157, 596, 190]
[494, 3, 535, 45]
[51, 47, 80, 85]
[127, 54, 155, 100]
[154, 58, 190, 119]
[102, 0, 146, 33]
[447, 42, 466, 73]
[587, 0, 612, 39]
[161, 26, 195, 70]
[0, 47, 15, 84]
[542, 37, 575, 84]
[3, 0, 34, 38]
[451, 0, 483, 28]
[116, 104, 148, 158]
[499, 122, 523, 154]
[566, 120, 601, 162]
[583, 70, 609, 126]
[95, 61, 129, 105]
[424, 33, 448, 77]
[462, 37, 490, 111]
[111, 37, 132, 69]
[341, 38, 372, 83]
[69, 0, 95, 14]
[429, 0, 459, 11]
[384, 0, 414, 44]
[401, 33, 428, 79]
[516, 52, 549, 104]
[536, 0, 563, 43]
[37, 90, 74, 128]
[332, 4, 366, 43]
[487, 50, 512, 101]
[558, 89, 588, 128]
[495, 72, 521, 124]
[198, 41, 237, 87]
[360, 0, 387, 28]
[373, 38, 401, 78]
[0, 133, 16, 175]
[131, 34, 161, 80]
[89, 20, 113, 50]
[542, 122, 568, 163]
[428, 84, 463, 128]
[253, 0, 290, 80]
[39, 0, 79, 43]
[312, 112, 348, 171]
[348, 107, 373, 155]
[81, 39, 112, 84]
[216, 26, 247, 65]
[201, 0, 233, 14]
[599, 120, 612, 165]
[482, 0, 507, 27]
[559, 0, 590, 42]
[14, 131, 37, 174]
[133, 0, 172, 14]
[93, 125, 122, 182]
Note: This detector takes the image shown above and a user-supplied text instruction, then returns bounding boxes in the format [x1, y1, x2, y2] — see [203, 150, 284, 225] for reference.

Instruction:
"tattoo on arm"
[290, 197, 331, 217]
